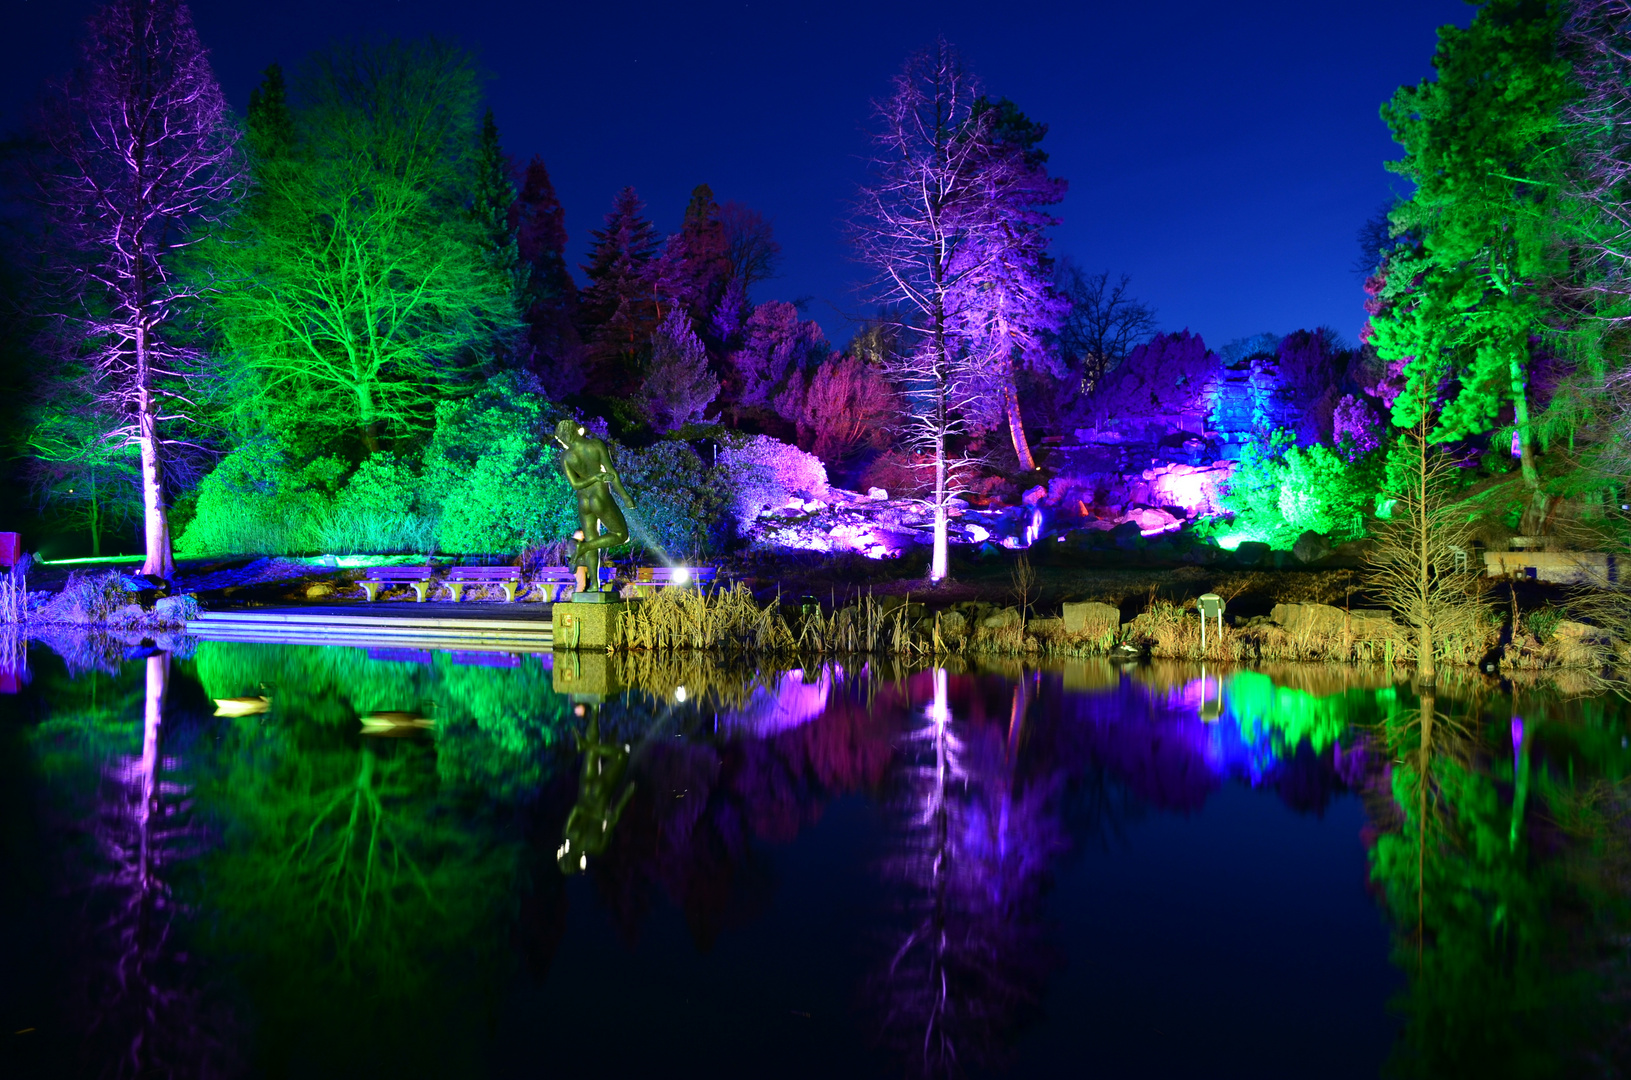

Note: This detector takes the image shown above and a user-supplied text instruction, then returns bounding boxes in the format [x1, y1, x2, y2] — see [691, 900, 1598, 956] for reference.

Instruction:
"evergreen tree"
[1371, 0, 1571, 488]
[653, 183, 732, 329]
[579, 186, 661, 395]
[470, 110, 525, 318]
[510, 156, 583, 396]
[640, 307, 719, 432]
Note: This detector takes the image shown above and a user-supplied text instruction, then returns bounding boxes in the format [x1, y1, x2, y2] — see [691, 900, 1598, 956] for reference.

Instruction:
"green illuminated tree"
[1372, 0, 1571, 489]
[205, 41, 521, 454]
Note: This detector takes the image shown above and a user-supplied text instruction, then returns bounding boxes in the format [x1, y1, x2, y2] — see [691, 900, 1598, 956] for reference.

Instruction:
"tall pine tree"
[510, 156, 583, 395]
[579, 186, 661, 395]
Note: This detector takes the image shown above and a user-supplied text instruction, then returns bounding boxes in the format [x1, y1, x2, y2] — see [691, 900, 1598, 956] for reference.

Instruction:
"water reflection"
[7, 639, 1631, 1077]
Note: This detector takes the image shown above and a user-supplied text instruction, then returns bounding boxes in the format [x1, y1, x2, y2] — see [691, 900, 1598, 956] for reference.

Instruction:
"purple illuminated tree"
[851, 39, 1004, 582]
[725, 300, 827, 430]
[951, 97, 1067, 472]
[35, 0, 242, 578]
[640, 307, 719, 431]
[652, 183, 733, 329]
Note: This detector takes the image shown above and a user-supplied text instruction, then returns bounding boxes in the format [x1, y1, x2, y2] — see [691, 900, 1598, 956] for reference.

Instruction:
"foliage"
[798, 355, 899, 469]
[177, 436, 337, 555]
[1372, 0, 1571, 487]
[1218, 429, 1296, 540]
[1277, 443, 1371, 536]
[203, 40, 519, 451]
[579, 186, 661, 395]
[716, 434, 830, 531]
[726, 300, 826, 428]
[639, 307, 719, 433]
[319, 453, 436, 555]
[420, 373, 575, 554]
[612, 440, 730, 558]
[1086, 329, 1215, 423]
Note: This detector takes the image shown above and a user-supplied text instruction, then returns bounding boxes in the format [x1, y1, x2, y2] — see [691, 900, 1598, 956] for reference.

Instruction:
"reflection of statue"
[553, 420, 634, 594]
[556, 707, 635, 875]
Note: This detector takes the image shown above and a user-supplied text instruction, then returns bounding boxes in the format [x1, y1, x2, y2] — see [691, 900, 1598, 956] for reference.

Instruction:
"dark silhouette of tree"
[34, 0, 243, 578]
[1054, 261, 1156, 396]
[511, 155, 584, 397]
[580, 186, 661, 395]
[719, 199, 781, 296]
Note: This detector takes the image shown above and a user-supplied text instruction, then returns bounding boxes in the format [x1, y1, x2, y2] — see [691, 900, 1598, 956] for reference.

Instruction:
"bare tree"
[35, 0, 241, 578]
[851, 39, 1003, 582]
[1054, 261, 1157, 395]
[1366, 380, 1489, 685]
[719, 200, 782, 296]
[1565, 1, 1631, 312]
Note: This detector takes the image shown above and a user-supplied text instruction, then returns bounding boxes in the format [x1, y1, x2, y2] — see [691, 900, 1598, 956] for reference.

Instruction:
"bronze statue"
[553, 419, 634, 594]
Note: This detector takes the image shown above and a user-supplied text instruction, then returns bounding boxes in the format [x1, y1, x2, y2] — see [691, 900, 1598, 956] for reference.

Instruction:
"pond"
[1, 638, 1628, 1079]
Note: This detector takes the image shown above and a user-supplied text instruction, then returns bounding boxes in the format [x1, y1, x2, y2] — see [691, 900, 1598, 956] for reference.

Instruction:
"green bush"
[421, 374, 577, 554]
[319, 453, 437, 554]
[1277, 443, 1371, 536]
[178, 436, 339, 555]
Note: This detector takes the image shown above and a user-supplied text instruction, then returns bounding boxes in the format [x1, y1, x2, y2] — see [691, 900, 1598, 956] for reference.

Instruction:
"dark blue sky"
[6, 0, 1473, 350]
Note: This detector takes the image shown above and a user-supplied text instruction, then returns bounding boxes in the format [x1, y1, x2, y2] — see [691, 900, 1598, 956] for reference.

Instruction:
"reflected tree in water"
[872, 668, 1065, 1076]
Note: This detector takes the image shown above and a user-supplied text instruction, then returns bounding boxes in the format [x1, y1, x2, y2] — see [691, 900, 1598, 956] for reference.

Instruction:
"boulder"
[305, 582, 336, 599]
[1109, 521, 1144, 548]
[1292, 530, 1332, 564]
[1233, 540, 1271, 566]
[981, 607, 1022, 629]
[868, 487, 888, 500]
[153, 594, 199, 625]
[1022, 485, 1047, 507]
[1270, 603, 1394, 638]
[1061, 601, 1120, 638]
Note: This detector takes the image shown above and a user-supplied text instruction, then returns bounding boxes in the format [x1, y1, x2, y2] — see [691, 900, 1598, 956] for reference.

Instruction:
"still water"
[2, 638, 1628, 1079]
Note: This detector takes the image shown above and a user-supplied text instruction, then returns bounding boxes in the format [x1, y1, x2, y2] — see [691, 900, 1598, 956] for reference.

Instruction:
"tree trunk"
[358, 383, 382, 455]
[1415, 436, 1435, 686]
[1005, 383, 1035, 472]
[135, 327, 173, 579]
[1509, 351, 1538, 488]
[139, 652, 169, 886]
[89, 469, 101, 558]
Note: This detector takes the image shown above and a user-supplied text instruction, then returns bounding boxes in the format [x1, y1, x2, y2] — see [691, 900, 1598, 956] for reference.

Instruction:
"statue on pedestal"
[553, 419, 634, 594]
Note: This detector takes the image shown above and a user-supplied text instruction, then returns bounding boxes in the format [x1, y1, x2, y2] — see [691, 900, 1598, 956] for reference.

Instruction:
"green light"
[1217, 534, 1247, 551]
[36, 554, 145, 566]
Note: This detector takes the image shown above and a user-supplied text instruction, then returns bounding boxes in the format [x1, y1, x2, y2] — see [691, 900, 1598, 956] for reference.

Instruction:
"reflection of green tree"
[197, 709, 521, 1074]
[1369, 688, 1599, 1077]
[1224, 671, 1392, 755]
[191, 641, 573, 798]
[183, 641, 576, 1073]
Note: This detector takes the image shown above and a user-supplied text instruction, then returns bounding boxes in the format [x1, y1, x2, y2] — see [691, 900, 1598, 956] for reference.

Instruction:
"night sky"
[6, 0, 1473, 350]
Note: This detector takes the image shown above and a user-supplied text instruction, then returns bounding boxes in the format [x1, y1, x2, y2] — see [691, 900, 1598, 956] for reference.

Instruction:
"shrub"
[716, 434, 829, 529]
[613, 441, 730, 559]
[421, 374, 577, 554]
[1277, 443, 1369, 536]
[319, 454, 437, 554]
[178, 436, 338, 555]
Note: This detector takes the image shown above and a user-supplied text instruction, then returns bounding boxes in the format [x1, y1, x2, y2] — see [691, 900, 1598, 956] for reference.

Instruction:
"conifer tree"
[470, 110, 525, 315]
[579, 186, 661, 394]
[1372, 0, 1570, 489]
[510, 156, 583, 395]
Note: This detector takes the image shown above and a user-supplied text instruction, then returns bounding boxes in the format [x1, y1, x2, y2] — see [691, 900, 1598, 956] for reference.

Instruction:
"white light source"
[675, 685, 689, 702]
[673, 566, 691, 584]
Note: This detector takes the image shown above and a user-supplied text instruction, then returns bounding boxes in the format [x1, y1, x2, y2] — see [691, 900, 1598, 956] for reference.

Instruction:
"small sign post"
[1198, 593, 1225, 650]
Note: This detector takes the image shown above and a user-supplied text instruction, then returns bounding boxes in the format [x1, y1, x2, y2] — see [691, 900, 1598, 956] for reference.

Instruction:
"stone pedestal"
[552, 599, 625, 650]
[551, 651, 623, 701]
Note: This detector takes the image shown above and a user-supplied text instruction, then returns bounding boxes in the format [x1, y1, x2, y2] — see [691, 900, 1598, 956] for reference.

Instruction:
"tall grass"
[316, 504, 438, 555]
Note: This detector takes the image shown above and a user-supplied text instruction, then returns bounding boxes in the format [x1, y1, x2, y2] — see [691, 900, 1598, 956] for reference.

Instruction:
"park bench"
[529, 566, 621, 602]
[358, 564, 442, 602]
[443, 565, 526, 602]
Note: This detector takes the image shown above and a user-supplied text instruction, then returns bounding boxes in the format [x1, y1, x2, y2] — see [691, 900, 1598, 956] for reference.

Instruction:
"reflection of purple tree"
[79, 654, 232, 1078]
[873, 669, 1066, 1077]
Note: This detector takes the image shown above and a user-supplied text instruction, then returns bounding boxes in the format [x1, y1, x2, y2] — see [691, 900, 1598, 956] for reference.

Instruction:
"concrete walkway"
[188, 601, 555, 652]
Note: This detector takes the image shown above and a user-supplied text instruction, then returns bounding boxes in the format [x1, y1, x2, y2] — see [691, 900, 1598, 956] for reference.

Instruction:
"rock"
[1061, 601, 1120, 637]
[1109, 520, 1144, 548]
[152, 594, 199, 625]
[1292, 530, 1332, 564]
[305, 583, 336, 599]
[1233, 540, 1271, 566]
[1022, 485, 1047, 507]
[981, 607, 1022, 629]
[868, 487, 888, 500]
[1027, 616, 1064, 637]
[1128, 507, 1181, 535]
[936, 611, 968, 640]
[1270, 603, 1394, 637]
